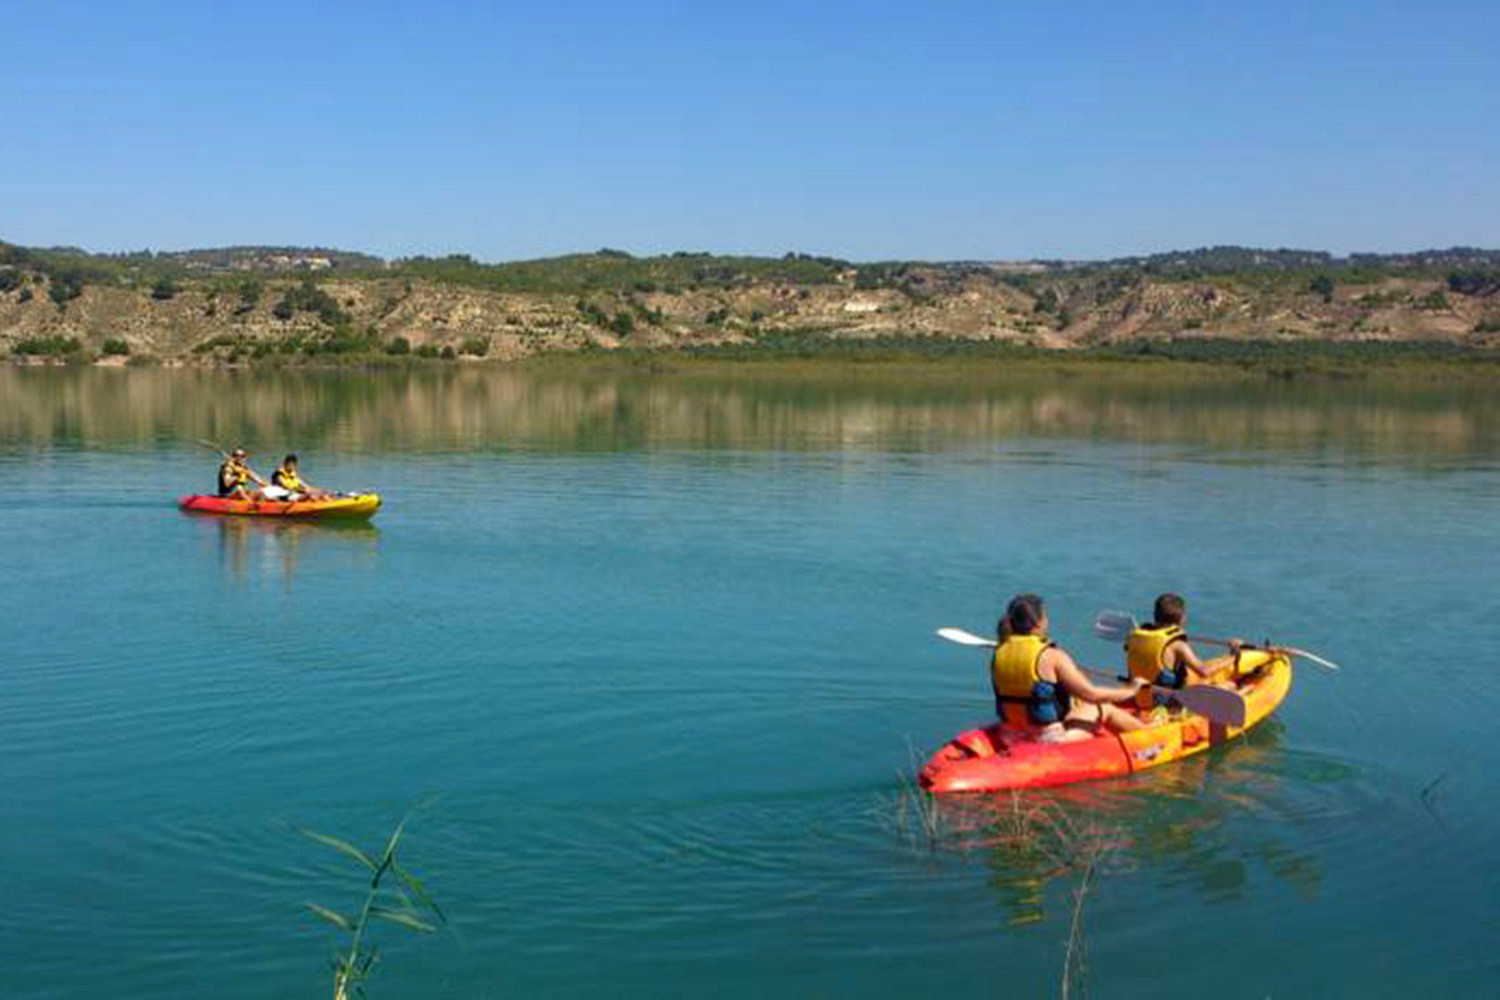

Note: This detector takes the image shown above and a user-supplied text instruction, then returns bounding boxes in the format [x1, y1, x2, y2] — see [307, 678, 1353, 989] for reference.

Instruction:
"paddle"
[1092, 610, 1340, 672]
[934, 627, 1248, 727]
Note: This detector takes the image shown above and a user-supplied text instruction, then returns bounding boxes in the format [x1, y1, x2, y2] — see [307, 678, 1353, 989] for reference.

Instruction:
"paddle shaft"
[938, 629, 1192, 697]
[1191, 634, 1338, 670]
[1077, 664, 1170, 697]
[1093, 610, 1340, 672]
[196, 440, 277, 492]
[1191, 634, 1247, 652]
[935, 627, 1247, 726]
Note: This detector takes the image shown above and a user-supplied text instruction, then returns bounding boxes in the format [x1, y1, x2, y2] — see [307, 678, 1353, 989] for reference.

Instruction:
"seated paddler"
[1126, 592, 1243, 711]
[265, 453, 330, 501]
[992, 593, 1148, 741]
[217, 447, 267, 499]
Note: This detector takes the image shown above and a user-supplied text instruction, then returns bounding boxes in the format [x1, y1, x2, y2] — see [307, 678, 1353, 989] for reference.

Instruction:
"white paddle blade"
[1173, 684, 1247, 728]
[936, 627, 997, 648]
[1093, 609, 1137, 643]
[1282, 646, 1340, 671]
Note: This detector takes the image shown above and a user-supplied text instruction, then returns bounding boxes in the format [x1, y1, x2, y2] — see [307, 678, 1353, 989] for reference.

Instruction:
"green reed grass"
[301, 813, 446, 1000]
[886, 783, 1120, 998]
[886, 741, 950, 852]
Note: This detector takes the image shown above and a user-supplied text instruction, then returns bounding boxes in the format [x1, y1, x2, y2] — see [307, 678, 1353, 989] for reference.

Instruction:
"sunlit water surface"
[2, 366, 1497, 997]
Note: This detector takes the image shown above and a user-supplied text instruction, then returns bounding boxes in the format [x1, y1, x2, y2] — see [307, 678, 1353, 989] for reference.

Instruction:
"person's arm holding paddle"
[1166, 633, 1244, 683]
[217, 447, 267, 499]
[1044, 646, 1150, 733]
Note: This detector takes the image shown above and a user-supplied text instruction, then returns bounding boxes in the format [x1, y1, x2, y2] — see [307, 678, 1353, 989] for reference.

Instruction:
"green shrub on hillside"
[1356, 290, 1404, 307]
[271, 278, 348, 326]
[235, 278, 263, 313]
[13, 334, 83, 356]
[48, 272, 84, 308]
[150, 276, 178, 300]
[316, 324, 379, 355]
[459, 335, 489, 357]
[192, 323, 380, 359]
[1448, 269, 1500, 296]
[385, 336, 411, 355]
[576, 299, 609, 328]
[102, 338, 130, 356]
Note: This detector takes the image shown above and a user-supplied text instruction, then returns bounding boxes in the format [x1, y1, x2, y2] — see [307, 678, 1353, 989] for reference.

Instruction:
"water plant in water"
[887, 742, 951, 852]
[887, 782, 1121, 999]
[985, 793, 1119, 999]
[301, 814, 446, 1000]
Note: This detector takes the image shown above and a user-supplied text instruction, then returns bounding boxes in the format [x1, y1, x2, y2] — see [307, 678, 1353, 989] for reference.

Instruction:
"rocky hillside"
[2, 243, 1498, 362]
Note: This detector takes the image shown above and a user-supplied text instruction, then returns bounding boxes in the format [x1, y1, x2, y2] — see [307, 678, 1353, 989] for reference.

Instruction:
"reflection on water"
[188, 513, 380, 586]
[4, 365, 1500, 460]
[3, 362, 1494, 997]
[927, 724, 1364, 925]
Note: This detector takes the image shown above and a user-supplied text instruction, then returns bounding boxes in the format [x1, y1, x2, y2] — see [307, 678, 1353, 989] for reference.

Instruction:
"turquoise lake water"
[2, 365, 1498, 997]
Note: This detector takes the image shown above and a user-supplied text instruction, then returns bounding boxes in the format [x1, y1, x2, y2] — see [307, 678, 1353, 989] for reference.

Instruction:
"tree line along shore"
[3, 241, 1499, 375]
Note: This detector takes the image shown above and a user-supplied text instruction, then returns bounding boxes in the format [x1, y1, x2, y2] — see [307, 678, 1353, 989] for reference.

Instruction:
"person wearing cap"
[217, 447, 267, 499]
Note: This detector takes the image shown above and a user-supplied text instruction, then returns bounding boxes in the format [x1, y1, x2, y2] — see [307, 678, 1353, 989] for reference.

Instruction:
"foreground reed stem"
[301, 813, 446, 1000]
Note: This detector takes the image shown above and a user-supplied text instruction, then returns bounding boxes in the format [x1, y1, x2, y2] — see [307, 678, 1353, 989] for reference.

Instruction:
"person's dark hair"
[999, 593, 1046, 638]
[282, 454, 298, 466]
[1154, 592, 1186, 627]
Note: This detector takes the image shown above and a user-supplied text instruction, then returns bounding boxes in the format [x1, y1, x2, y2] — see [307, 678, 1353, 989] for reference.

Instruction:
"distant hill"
[100, 245, 386, 273]
[0, 241, 383, 278]
[4, 237, 1499, 364]
[1074, 245, 1500, 277]
[7, 237, 1500, 287]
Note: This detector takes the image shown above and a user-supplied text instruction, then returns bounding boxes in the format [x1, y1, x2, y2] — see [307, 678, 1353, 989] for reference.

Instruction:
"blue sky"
[3, 0, 1496, 261]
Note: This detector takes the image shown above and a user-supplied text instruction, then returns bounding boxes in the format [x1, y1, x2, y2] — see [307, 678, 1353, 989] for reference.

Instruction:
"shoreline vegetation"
[515, 336, 1500, 381]
[4, 239, 1500, 379]
[8, 335, 1500, 382]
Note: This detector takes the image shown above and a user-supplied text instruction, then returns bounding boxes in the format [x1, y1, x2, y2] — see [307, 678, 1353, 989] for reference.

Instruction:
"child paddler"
[217, 447, 268, 499]
[1125, 593, 1243, 711]
[267, 454, 330, 501]
[991, 593, 1148, 742]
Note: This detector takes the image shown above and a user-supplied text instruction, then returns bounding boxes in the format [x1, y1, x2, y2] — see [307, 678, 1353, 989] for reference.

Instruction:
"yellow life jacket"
[274, 467, 304, 492]
[1126, 623, 1184, 709]
[219, 460, 249, 493]
[990, 634, 1065, 727]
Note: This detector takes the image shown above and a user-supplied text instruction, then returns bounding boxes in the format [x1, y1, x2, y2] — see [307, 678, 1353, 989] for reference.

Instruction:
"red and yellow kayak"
[920, 650, 1292, 793]
[178, 493, 381, 519]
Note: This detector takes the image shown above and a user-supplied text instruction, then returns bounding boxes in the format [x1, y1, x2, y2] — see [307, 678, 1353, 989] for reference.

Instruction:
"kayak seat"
[955, 729, 999, 759]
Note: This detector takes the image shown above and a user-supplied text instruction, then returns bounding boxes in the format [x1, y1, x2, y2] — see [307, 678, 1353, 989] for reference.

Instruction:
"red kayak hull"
[920, 652, 1293, 793]
[177, 493, 381, 519]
